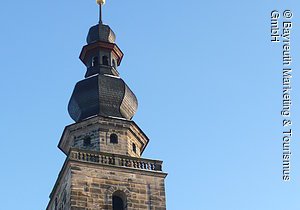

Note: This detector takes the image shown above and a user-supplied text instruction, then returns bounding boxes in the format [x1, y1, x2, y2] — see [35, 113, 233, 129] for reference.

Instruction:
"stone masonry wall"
[47, 167, 72, 210]
[64, 117, 144, 158]
[73, 129, 100, 152]
[70, 161, 166, 210]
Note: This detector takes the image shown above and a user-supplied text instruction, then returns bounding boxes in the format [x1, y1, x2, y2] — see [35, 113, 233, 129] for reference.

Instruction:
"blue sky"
[0, 0, 299, 209]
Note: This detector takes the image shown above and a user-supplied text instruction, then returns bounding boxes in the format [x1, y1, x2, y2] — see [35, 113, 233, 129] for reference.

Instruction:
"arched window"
[92, 56, 99, 67]
[110, 133, 118, 144]
[83, 136, 91, 146]
[112, 59, 117, 69]
[113, 196, 124, 210]
[102, 56, 109, 66]
[132, 143, 137, 153]
[112, 191, 126, 210]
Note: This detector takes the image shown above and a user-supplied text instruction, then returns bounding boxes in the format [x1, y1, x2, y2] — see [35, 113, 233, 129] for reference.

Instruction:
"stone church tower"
[46, 2, 167, 210]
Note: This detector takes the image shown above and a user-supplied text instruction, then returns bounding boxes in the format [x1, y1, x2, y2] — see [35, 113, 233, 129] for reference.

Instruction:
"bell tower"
[46, 1, 167, 210]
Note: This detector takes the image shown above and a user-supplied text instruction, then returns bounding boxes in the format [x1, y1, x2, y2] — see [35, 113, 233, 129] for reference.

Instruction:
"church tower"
[46, 2, 167, 210]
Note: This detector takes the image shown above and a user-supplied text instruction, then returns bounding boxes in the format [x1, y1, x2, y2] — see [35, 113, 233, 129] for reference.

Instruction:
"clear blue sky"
[0, 0, 299, 209]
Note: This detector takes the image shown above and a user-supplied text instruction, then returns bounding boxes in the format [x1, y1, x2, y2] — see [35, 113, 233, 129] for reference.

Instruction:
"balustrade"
[70, 149, 162, 172]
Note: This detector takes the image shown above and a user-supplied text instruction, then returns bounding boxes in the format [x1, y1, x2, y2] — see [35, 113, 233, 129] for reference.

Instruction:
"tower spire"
[46, 2, 167, 210]
[96, 0, 106, 23]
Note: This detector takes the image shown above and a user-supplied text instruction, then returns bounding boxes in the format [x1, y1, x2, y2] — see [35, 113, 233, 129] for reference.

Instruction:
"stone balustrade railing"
[69, 149, 163, 172]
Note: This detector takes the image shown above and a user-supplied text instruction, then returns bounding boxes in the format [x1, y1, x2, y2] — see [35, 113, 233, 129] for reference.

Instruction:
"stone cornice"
[58, 115, 149, 156]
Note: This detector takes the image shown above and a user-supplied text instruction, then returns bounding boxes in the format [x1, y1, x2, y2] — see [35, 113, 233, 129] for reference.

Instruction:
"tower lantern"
[46, 2, 167, 210]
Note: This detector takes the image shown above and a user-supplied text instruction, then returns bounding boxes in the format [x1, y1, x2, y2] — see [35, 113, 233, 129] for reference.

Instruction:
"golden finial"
[96, 0, 105, 5]
[96, 0, 106, 23]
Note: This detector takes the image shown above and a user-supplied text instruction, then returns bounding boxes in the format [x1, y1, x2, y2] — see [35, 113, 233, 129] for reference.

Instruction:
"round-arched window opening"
[132, 143, 137, 153]
[113, 195, 124, 210]
[112, 191, 126, 210]
[83, 136, 91, 146]
[102, 55, 109, 66]
[92, 56, 99, 67]
[112, 59, 117, 69]
[110, 133, 118, 144]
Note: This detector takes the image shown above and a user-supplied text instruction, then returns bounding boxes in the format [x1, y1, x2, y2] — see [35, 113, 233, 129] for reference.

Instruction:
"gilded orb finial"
[96, 0, 106, 23]
[96, 0, 105, 5]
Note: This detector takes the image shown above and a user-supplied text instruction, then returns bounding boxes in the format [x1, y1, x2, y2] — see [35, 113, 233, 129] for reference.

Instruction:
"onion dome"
[87, 24, 116, 44]
[68, 23, 138, 122]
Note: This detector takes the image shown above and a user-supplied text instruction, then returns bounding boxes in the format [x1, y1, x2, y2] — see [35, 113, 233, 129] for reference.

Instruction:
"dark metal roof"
[68, 74, 138, 122]
[87, 24, 116, 44]
[68, 23, 137, 122]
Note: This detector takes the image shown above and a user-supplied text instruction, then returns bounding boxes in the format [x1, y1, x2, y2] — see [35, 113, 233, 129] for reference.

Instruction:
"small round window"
[110, 133, 118, 144]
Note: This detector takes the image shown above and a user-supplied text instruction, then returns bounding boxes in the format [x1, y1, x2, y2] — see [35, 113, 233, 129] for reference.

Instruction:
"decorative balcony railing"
[69, 149, 163, 172]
